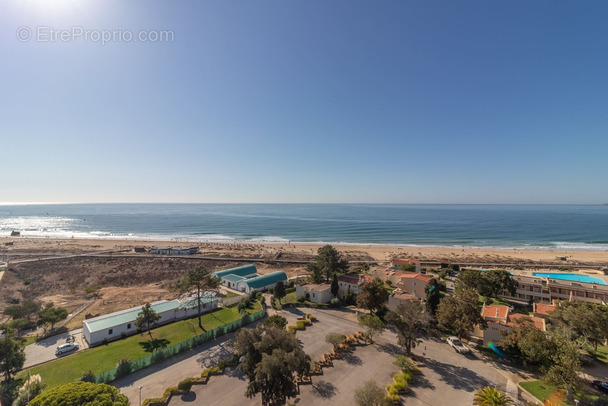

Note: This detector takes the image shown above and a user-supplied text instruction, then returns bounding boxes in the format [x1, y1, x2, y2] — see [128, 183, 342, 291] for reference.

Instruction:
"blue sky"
[1, 0, 607, 204]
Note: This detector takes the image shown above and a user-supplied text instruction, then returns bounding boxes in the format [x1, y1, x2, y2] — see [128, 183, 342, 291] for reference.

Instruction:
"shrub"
[162, 386, 178, 398]
[114, 358, 132, 380]
[297, 296, 306, 303]
[79, 370, 96, 383]
[287, 325, 297, 334]
[329, 297, 341, 307]
[395, 355, 418, 374]
[177, 378, 194, 392]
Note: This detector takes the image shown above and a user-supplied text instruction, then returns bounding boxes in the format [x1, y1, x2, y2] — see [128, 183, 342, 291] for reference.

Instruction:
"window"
[127, 323, 131, 329]
[109, 329, 113, 334]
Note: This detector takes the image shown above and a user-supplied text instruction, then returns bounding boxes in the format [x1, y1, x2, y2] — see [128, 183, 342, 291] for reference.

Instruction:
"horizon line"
[0, 202, 605, 206]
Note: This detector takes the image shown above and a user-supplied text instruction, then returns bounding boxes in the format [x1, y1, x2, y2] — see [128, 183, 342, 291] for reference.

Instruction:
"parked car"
[446, 336, 470, 354]
[55, 343, 79, 356]
[592, 380, 608, 394]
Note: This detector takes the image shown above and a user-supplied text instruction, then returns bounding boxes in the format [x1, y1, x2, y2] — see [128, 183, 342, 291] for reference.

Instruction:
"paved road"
[23, 328, 88, 368]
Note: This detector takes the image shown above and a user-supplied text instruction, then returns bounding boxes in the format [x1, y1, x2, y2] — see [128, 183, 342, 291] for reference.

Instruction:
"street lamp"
[139, 386, 142, 406]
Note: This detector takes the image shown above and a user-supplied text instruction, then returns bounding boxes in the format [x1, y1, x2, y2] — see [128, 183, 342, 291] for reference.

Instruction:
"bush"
[177, 378, 194, 392]
[395, 355, 418, 374]
[329, 297, 341, 307]
[287, 280, 295, 288]
[114, 358, 132, 380]
[79, 370, 96, 383]
[162, 386, 178, 398]
[287, 325, 297, 334]
[297, 296, 306, 304]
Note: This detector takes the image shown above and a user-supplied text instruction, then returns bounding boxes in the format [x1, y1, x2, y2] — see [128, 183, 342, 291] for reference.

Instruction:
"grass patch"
[520, 380, 557, 403]
[20, 302, 261, 389]
[220, 290, 240, 299]
[22, 336, 37, 346]
[282, 291, 299, 305]
[519, 380, 608, 406]
[588, 343, 608, 364]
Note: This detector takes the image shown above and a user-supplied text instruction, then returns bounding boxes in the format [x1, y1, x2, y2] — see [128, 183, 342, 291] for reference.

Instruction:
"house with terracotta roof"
[533, 301, 557, 319]
[337, 274, 375, 299]
[474, 304, 546, 346]
[395, 272, 434, 299]
[391, 259, 421, 273]
[388, 291, 416, 312]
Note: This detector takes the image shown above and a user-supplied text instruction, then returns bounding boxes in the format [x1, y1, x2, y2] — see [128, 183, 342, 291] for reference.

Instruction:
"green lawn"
[520, 380, 557, 403]
[520, 380, 607, 406]
[22, 336, 37, 346]
[282, 291, 299, 304]
[221, 290, 240, 299]
[588, 344, 608, 364]
[21, 302, 262, 389]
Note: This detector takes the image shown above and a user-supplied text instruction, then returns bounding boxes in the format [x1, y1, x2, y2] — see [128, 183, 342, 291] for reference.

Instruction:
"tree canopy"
[473, 386, 514, 406]
[178, 265, 220, 329]
[456, 269, 517, 300]
[386, 299, 430, 354]
[425, 278, 441, 316]
[330, 273, 339, 297]
[234, 324, 310, 405]
[37, 303, 68, 334]
[29, 381, 129, 406]
[356, 278, 389, 315]
[436, 288, 486, 338]
[307, 245, 349, 283]
[0, 326, 25, 382]
[273, 280, 286, 304]
[550, 301, 608, 351]
[135, 302, 161, 340]
[358, 314, 385, 342]
[500, 318, 553, 367]
[264, 315, 287, 330]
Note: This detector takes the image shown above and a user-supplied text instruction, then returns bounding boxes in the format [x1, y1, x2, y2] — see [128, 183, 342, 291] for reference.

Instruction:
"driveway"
[23, 328, 88, 368]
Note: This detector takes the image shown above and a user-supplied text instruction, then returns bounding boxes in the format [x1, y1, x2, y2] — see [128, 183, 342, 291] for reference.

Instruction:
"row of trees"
[3, 302, 69, 336]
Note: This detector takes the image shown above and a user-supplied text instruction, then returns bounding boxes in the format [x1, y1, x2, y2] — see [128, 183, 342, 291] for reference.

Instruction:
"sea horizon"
[1, 203, 607, 251]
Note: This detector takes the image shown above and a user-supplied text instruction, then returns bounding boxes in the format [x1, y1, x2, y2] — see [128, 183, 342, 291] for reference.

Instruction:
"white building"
[296, 283, 333, 304]
[82, 294, 218, 346]
[213, 265, 258, 289]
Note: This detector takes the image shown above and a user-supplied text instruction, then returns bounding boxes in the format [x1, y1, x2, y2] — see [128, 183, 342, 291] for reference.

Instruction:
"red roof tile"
[482, 305, 509, 320]
[533, 303, 556, 317]
[507, 314, 546, 331]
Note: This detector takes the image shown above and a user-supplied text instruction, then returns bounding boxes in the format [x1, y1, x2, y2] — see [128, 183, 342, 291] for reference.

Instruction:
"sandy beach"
[2, 236, 608, 266]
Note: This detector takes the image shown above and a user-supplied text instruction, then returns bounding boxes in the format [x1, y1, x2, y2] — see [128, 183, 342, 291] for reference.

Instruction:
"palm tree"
[473, 386, 514, 406]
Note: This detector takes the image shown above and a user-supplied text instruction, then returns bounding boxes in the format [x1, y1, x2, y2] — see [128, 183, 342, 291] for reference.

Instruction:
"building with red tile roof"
[475, 304, 546, 346]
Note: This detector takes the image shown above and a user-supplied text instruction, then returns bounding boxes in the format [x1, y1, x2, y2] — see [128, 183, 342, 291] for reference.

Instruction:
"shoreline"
[3, 235, 608, 253]
[3, 236, 608, 266]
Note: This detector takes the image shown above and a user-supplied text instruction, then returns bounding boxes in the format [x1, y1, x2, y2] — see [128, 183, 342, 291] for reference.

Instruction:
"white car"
[55, 343, 79, 356]
[446, 336, 470, 354]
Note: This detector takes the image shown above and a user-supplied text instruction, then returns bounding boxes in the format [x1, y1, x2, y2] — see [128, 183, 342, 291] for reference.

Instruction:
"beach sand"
[2, 237, 608, 266]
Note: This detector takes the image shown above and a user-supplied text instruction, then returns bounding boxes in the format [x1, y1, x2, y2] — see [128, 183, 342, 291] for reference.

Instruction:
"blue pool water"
[532, 273, 607, 285]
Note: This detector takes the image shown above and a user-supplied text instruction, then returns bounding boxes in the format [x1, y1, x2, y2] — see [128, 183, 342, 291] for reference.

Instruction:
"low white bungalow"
[82, 294, 218, 346]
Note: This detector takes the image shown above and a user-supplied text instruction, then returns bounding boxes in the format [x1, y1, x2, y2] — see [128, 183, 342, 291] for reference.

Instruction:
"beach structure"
[337, 274, 375, 299]
[391, 259, 421, 273]
[473, 304, 546, 346]
[82, 294, 218, 346]
[149, 246, 200, 255]
[213, 265, 258, 290]
[296, 283, 333, 304]
[500, 273, 608, 305]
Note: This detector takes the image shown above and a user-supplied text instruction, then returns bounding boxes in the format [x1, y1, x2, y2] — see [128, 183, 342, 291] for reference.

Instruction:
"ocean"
[0, 204, 607, 251]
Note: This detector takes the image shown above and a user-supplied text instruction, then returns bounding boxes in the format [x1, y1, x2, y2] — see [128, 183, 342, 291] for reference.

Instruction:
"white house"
[82, 294, 218, 346]
[296, 283, 333, 304]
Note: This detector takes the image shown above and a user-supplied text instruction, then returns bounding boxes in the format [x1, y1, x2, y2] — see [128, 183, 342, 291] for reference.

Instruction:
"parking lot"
[23, 328, 88, 369]
[166, 307, 518, 406]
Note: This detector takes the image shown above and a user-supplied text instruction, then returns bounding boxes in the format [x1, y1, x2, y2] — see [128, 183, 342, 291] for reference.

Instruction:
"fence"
[94, 308, 266, 384]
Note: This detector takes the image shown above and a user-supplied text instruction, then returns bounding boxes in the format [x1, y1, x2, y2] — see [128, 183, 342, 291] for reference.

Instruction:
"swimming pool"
[532, 272, 607, 285]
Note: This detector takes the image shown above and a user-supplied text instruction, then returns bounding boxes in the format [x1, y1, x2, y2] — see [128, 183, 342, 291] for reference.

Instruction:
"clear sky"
[1, 0, 606, 204]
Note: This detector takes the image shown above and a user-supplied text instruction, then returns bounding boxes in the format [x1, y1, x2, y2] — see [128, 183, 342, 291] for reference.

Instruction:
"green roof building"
[214, 264, 258, 290]
[236, 271, 288, 293]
